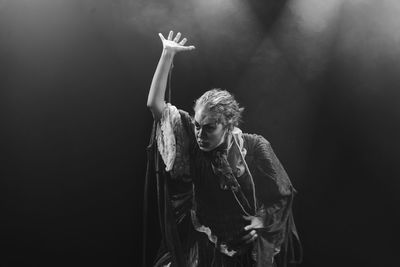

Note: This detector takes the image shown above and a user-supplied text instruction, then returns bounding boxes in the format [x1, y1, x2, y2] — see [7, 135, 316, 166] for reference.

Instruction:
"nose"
[197, 128, 206, 139]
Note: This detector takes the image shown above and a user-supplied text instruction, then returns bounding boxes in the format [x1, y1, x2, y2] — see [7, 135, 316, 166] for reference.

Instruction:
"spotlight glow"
[289, 0, 344, 33]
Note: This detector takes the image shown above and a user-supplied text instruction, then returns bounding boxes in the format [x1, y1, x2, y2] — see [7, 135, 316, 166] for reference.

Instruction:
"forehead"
[194, 106, 220, 125]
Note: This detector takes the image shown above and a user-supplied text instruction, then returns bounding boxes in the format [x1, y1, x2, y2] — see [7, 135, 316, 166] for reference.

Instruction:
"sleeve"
[252, 135, 293, 205]
[152, 105, 196, 266]
[249, 135, 298, 267]
[156, 103, 192, 179]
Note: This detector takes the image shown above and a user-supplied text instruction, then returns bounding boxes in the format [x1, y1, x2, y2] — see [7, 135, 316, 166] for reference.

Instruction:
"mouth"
[197, 140, 208, 147]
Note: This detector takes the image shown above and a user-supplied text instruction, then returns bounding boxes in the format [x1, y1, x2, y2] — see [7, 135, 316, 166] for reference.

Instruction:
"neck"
[215, 130, 233, 152]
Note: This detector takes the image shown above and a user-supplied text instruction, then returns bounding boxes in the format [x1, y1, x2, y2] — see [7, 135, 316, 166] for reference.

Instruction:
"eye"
[204, 125, 214, 131]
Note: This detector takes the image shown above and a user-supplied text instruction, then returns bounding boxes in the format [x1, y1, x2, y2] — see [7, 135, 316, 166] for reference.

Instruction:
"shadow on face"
[194, 106, 228, 152]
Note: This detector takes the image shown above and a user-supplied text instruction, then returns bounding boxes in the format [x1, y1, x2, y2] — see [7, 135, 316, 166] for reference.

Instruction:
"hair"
[194, 88, 244, 130]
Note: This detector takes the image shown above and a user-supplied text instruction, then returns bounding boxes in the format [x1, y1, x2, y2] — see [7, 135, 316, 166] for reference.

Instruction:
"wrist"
[161, 48, 175, 58]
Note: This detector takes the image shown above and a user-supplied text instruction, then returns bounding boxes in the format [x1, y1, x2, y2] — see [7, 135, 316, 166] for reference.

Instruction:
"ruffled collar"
[206, 127, 247, 191]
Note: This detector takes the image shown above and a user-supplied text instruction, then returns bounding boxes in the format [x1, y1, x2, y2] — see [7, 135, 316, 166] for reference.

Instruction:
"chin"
[197, 142, 215, 152]
[199, 146, 213, 152]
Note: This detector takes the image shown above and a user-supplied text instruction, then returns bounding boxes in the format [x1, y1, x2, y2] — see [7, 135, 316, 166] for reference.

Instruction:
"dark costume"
[144, 104, 302, 267]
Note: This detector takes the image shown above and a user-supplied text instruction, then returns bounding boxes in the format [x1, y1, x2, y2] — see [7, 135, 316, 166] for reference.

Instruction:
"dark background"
[1, 0, 399, 266]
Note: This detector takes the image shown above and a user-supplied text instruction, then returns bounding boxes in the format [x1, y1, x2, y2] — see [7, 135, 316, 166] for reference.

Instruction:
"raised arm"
[147, 31, 195, 120]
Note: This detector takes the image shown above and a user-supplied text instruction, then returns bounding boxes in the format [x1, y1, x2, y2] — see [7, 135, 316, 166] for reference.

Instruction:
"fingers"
[181, 45, 195, 51]
[179, 38, 187, 45]
[246, 232, 258, 244]
[160, 31, 196, 51]
[173, 32, 181, 43]
[243, 215, 264, 231]
[241, 230, 256, 241]
[244, 222, 262, 231]
[243, 215, 254, 231]
[241, 230, 258, 244]
[168, 30, 173, 40]
[244, 222, 260, 231]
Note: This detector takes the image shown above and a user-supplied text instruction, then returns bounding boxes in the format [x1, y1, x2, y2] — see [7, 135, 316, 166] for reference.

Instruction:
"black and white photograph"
[0, 0, 399, 266]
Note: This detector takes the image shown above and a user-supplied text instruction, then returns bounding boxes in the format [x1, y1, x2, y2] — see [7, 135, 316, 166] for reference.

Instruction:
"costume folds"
[143, 104, 302, 267]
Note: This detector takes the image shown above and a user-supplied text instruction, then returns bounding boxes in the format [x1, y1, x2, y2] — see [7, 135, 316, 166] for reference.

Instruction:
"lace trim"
[190, 210, 237, 257]
[210, 127, 248, 191]
[156, 103, 190, 178]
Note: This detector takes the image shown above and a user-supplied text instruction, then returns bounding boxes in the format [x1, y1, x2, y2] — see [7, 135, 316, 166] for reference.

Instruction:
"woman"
[146, 31, 301, 267]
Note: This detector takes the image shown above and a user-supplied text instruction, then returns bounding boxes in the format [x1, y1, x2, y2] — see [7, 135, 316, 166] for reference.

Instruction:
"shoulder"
[242, 133, 270, 144]
[177, 109, 195, 137]
[242, 133, 294, 195]
[242, 133, 272, 157]
[178, 109, 192, 125]
[159, 104, 194, 135]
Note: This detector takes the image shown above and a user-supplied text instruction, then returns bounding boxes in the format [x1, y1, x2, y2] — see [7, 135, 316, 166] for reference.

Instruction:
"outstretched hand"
[159, 30, 195, 55]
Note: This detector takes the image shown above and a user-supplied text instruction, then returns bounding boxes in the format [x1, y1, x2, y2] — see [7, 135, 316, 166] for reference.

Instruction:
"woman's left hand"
[241, 215, 265, 244]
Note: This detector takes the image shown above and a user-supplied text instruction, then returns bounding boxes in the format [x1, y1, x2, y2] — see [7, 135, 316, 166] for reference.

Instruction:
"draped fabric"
[143, 104, 302, 267]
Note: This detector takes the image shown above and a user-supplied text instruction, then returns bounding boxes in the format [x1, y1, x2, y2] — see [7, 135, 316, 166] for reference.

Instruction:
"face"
[194, 106, 227, 152]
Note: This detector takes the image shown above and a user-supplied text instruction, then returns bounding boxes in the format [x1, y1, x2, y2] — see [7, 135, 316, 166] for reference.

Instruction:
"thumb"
[158, 33, 166, 41]
[181, 45, 196, 51]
